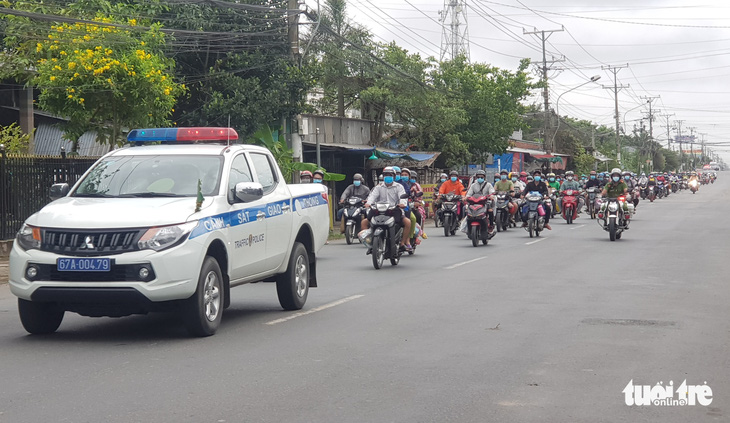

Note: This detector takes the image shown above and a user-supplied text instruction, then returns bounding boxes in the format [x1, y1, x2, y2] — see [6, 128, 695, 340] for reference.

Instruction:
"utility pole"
[661, 113, 675, 150]
[699, 133, 707, 164]
[675, 120, 685, 171]
[524, 27, 564, 159]
[602, 64, 629, 164]
[641, 96, 659, 172]
[688, 126, 697, 169]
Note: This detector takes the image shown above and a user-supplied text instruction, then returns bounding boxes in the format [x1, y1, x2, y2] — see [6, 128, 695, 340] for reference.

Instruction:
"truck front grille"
[41, 229, 143, 256]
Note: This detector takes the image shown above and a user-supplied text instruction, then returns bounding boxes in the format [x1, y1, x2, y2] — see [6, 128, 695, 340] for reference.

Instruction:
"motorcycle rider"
[521, 169, 552, 230]
[511, 172, 525, 194]
[439, 170, 467, 221]
[638, 172, 648, 187]
[362, 166, 413, 251]
[300, 170, 313, 184]
[557, 170, 585, 216]
[433, 173, 448, 219]
[600, 168, 630, 222]
[338, 173, 371, 233]
[312, 169, 325, 184]
[597, 172, 607, 188]
[466, 169, 496, 227]
[409, 171, 427, 239]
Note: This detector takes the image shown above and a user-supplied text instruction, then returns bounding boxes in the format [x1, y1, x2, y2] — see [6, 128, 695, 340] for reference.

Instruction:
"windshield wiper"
[73, 193, 113, 198]
[121, 192, 188, 197]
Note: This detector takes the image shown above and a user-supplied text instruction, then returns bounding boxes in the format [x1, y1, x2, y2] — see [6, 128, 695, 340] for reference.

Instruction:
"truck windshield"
[73, 155, 223, 198]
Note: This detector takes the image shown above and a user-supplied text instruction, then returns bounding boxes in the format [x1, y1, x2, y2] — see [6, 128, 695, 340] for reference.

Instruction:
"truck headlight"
[138, 222, 198, 251]
[16, 224, 41, 251]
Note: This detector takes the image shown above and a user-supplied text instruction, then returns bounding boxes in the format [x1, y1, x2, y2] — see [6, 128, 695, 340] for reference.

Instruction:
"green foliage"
[0, 122, 31, 153]
[572, 144, 595, 175]
[662, 148, 680, 172]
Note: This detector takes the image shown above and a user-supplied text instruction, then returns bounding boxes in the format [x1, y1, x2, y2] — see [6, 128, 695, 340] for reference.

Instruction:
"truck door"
[227, 153, 268, 279]
[248, 152, 294, 271]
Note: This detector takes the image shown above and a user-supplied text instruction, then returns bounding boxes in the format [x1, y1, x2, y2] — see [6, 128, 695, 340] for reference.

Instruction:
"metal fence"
[0, 150, 99, 240]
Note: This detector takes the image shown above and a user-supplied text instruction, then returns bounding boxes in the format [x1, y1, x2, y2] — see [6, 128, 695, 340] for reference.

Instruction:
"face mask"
[501, 175, 507, 180]
[384, 176, 394, 184]
[567, 177, 573, 181]
[395, 175, 401, 181]
[612, 176, 620, 182]
[451, 176, 457, 182]
[549, 178, 555, 182]
[302, 178, 311, 183]
[590, 175, 596, 180]
[313, 179, 323, 183]
[477, 178, 485, 184]
[512, 177, 517, 182]
[534, 176, 541, 182]
[441, 178, 446, 183]
[495, 178, 500, 182]
[402, 175, 409, 181]
[624, 176, 630, 180]
[410, 178, 416, 183]
[354, 180, 361, 187]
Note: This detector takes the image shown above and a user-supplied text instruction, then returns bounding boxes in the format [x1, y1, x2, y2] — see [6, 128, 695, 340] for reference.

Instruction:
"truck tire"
[183, 256, 223, 337]
[277, 242, 309, 310]
[18, 299, 64, 335]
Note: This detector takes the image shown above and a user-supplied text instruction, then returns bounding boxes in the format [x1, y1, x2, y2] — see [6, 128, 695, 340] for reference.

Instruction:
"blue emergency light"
[127, 127, 239, 144]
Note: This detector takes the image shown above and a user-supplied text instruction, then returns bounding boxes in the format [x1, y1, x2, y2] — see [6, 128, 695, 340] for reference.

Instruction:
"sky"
[304, 0, 730, 165]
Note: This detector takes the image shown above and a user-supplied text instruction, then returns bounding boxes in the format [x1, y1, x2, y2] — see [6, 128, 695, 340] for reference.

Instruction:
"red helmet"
[519, 171, 527, 177]
[300, 171, 313, 178]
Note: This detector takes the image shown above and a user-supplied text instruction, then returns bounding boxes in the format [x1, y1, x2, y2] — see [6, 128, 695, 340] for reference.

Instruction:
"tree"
[31, 18, 184, 149]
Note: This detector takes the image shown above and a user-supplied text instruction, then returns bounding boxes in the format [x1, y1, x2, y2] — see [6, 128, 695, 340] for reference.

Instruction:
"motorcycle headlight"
[16, 224, 42, 251]
[608, 203, 618, 212]
[138, 222, 198, 251]
[376, 203, 389, 213]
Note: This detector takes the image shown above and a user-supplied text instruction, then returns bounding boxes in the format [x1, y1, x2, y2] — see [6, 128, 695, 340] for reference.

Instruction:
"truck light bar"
[127, 127, 239, 144]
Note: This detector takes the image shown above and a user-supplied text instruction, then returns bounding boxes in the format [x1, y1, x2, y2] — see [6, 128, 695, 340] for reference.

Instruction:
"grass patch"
[328, 231, 346, 241]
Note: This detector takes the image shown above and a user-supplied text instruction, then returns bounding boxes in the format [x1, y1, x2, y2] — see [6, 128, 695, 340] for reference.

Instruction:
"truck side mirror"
[50, 183, 70, 201]
[234, 182, 264, 203]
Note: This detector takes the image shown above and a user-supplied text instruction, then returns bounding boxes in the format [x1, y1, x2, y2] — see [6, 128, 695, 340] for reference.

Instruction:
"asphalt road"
[0, 178, 728, 423]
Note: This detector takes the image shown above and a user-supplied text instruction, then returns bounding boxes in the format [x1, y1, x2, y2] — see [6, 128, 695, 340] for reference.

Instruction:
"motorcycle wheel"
[345, 224, 353, 245]
[528, 219, 534, 238]
[566, 207, 573, 224]
[472, 226, 480, 247]
[502, 213, 509, 231]
[390, 247, 400, 265]
[590, 205, 596, 220]
[371, 235, 384, 269]
[609, 220, 617, 241]
[443, 215, 450, 237]
[496, 212, 502, 232]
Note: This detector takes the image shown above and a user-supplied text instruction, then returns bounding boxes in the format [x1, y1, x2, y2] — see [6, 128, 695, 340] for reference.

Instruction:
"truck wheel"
[277, 242, 309, 310]
[18, 299, 64, 334]
[183, 256, 223, 337]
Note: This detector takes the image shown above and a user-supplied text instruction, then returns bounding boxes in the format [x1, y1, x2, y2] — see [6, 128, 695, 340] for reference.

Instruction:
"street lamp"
[551, 75, 601, 155]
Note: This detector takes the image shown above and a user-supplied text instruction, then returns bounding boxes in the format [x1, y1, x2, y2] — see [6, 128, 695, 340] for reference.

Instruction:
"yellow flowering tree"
[32, 17, 184, 148]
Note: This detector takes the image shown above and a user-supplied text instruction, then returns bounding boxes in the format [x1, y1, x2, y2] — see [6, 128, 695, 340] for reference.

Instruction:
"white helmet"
[610, 168, 622, 177]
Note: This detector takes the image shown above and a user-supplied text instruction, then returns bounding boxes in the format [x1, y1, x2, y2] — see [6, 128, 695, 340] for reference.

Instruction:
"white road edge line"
[265, 295, 365, 325]
[525, 238, 547, 245]
[570, 225, 586, 230]
[444, 256, 487, 270]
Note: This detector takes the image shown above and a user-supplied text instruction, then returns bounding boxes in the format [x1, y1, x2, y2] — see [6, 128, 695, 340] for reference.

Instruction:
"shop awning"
[302, 141, 440, 166]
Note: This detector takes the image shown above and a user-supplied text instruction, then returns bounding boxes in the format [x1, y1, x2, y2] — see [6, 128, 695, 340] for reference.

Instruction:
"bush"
[0, 123, 32, 154]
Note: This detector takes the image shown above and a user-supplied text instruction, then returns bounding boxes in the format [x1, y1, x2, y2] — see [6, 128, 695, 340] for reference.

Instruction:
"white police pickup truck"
[9, 127, 329, 336]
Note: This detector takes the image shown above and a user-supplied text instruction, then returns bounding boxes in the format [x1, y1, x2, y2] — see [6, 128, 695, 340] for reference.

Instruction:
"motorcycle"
[647, 185, 656, 202]
[598, 196, 630, 241]
[671, 181, 679, 193]
[494, 191, 514, 232]
[639, 183, 648, 199]
[407, 192, 426, 255]
[657, 182, 665, 199]
[440, 193, 462, 237]
[523, 191, 546, 238]
[586, 187, 599, 220]
[366, 197, 407, 269]
[342, 197, 365, 245]
[466, 195, 495, 247]
[560, 189, 580, 224]
[689, 179, 699, 194]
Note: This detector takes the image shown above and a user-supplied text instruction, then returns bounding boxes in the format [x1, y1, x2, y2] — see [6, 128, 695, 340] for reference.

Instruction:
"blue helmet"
[392, 166, 401, 174]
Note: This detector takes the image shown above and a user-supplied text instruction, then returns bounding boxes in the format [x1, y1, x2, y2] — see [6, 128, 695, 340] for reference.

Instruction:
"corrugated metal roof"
[33, 123, 110, 157]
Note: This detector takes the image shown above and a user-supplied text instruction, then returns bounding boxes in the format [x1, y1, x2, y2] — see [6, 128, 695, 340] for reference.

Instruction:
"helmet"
[519, 171, 528, 177]
[383, 166, 395, 175]
[641, 172, 646, 176]
[300, 170, 313, 178]
[475, 169, 486, 177]
[353, 173, 363, 181]
[440, 173, 447, 178]
[392, 166, 401, 174]
[622, 171, 631, 176]
[500, 169, 508, 175]
[410, 171, 417, 179]
[400, 168, 411, 176]
[494, 172, 501, 178]
[590, 170, 597, 175]
[449, 170, 459, 176]
[611, 168, 622, 176]
[547, 172, 556, 178]
[527, 175, 534, 181]
[565, 170, 574, 176]
[313, 169, 325, 177]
